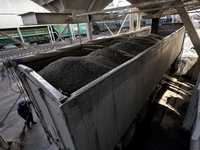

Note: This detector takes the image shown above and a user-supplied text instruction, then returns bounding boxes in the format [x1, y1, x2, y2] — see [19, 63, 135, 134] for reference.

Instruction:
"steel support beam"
[68, 25, 73, 45]
[90, 13, 118, 22]
[117, 14, 129, 35]
[50, 24, 69, 50]
[77, 23, 82, 44]
[137, 13, 141, 30]
[20, 12, 88, 25]
[20, 12, 118, 25]
[177, 4, 200, 38]
[151, 18, 159, 34]
[17, 27, 26, 48]
[172, 15, 175, 23]
[142, 14, 164, 19]
[86, 22, 93, 41]
[102, 21, 114, 36]
[17, 28, 25, 44]
[177, 6, 200, 80]
[130, 8, 135, 32]
[76, 0, 178, 17]
[87, 0, 96, 11]
[47, 25, 54, 43]
[50, 25, 56, 42]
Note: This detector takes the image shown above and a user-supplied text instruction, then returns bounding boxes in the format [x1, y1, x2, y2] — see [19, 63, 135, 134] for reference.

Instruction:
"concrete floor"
[0, 66, 57, 150]
[122, 74, 194, 150]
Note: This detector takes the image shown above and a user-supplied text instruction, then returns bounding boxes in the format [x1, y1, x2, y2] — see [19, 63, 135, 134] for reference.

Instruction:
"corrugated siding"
[0, 0, 49, 28]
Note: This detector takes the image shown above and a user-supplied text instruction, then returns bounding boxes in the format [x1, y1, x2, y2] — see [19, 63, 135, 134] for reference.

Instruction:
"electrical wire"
[6, 68, 21, 93]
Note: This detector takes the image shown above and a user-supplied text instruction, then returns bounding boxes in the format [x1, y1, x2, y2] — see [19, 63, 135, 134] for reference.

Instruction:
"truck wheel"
[122, 121, 137, 147]
[138, 101, 150, 123]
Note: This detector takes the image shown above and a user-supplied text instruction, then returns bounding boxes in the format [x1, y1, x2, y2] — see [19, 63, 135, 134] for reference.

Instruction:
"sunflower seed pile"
[88, 47, 132, 65]
[39, 34, 163, 94]
[110, 34, 163, 55]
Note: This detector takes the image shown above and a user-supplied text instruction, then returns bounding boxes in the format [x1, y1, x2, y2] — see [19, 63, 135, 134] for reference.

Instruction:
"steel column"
[68, 25, 73, 45]
[86, 22, 93, 41]
[70, 24, 76, 40]
[130, 8, 135, 32]
[137, 13, 141, 30]
[172, 15, 175, 23]
[151, 18, 159, 34]
[77, 23, 82, 44]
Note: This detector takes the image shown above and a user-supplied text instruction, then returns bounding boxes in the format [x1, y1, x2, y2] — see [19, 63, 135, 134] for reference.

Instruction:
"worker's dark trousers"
[26, 113, 35, 127]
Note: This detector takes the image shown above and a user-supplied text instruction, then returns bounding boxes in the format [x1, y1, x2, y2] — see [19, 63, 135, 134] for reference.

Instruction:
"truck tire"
[122, 121, 137, 147]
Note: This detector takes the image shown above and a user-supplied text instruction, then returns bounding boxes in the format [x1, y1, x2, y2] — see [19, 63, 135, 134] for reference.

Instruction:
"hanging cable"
[6, 68, 20, 93]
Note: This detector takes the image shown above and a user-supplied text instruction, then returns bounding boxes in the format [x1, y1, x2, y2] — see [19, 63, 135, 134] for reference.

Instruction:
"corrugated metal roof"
[0, 0, 49, 28]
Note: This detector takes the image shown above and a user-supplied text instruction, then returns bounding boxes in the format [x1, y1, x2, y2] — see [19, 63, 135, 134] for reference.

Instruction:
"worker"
[17, 100, 37, 130]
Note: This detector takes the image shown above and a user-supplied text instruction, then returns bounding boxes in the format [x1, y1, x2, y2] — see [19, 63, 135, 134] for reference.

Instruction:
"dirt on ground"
[120, 74, 195, 150]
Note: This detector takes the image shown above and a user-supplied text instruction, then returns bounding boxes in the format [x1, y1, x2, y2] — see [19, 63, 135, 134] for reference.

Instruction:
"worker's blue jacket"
[17, 100, 31, 120]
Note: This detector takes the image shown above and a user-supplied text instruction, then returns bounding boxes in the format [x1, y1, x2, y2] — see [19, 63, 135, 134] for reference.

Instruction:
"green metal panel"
[53, 25, 70, 37]
[53, 24, 87, 37]
[78, 23, 87, 35]
[22, 28, 49, 36]
[0, 27, 49, 47]
[0, 28, 49, 38]
[96, 21, 118, 31]
[71, 23, 86, 36]
[97, 22, 106, 31]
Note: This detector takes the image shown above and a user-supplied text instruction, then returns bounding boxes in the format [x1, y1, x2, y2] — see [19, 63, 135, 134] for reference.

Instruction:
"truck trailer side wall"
[60, 26, 185, 150]
[11, 26, 185, 150]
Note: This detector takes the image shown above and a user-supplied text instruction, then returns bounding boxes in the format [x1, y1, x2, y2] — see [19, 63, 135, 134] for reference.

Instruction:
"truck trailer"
[4, 24, 185, 150]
